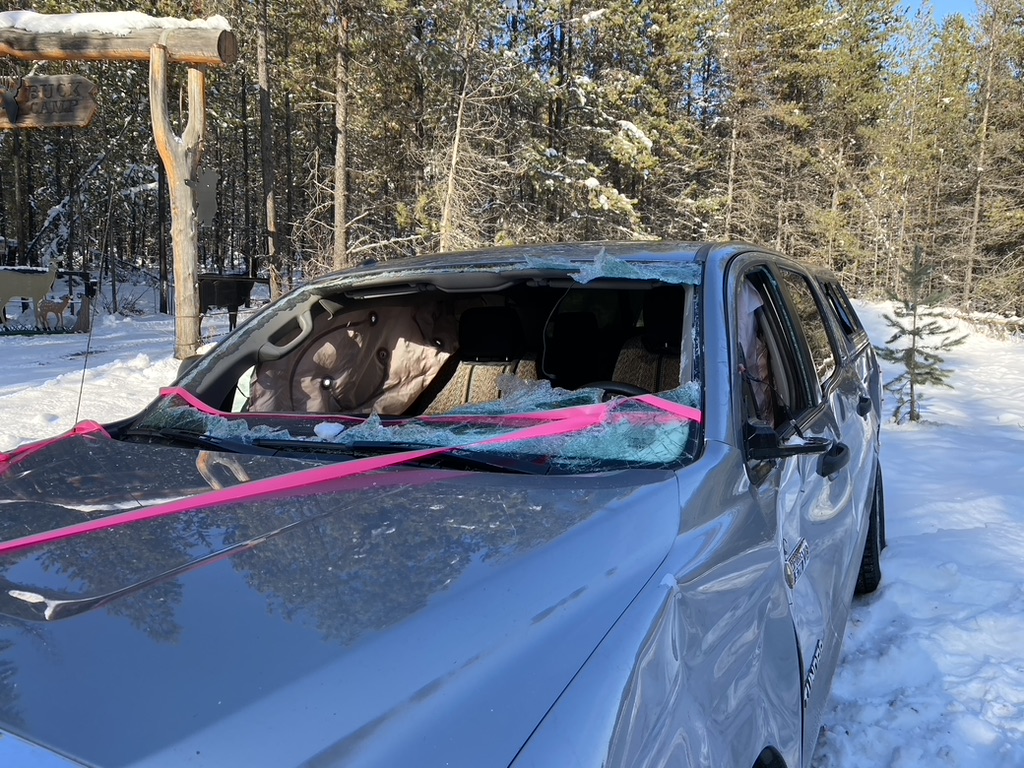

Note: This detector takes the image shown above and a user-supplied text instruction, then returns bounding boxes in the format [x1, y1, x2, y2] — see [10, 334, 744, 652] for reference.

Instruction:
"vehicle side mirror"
[745, 420, 832, 461]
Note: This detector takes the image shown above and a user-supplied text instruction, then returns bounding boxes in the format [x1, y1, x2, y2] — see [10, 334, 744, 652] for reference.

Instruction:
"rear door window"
[820, 279, 866, 343]
[778, 269, 839, 389]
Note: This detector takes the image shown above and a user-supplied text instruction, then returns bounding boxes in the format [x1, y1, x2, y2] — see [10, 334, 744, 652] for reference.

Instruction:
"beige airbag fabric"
[249, 301, 457, 415]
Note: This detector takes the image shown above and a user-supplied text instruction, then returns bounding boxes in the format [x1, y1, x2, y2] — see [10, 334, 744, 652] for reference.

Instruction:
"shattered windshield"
[152, 254, 703, 473]
[132, 381, 701, 473]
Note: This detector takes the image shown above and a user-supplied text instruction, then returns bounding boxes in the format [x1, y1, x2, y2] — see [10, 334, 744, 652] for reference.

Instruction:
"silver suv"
[0, 241, 882, 768]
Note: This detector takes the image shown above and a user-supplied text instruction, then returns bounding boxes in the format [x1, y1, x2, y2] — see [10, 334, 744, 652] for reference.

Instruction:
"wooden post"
[158, 159, 169, 314]
[0, 14, 237, 355]
[150, 40, 206, 359]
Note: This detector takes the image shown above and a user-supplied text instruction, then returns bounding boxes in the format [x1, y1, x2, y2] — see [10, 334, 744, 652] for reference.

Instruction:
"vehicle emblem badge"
[785, 538, 810, 589]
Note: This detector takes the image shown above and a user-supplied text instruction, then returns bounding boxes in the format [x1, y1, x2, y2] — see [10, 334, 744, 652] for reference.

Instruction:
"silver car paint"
[512, 441, 803, 768]
[0, 436, 682, 767]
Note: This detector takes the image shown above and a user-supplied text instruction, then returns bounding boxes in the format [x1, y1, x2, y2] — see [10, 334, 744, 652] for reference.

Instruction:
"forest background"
[1, 0, 1021, 317]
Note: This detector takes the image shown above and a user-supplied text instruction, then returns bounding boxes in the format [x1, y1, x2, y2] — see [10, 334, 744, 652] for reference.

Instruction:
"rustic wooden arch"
[0, 15, 237, 358]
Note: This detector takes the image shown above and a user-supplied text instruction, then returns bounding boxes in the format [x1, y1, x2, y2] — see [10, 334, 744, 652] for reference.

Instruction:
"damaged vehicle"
[0, 241, 883, 768]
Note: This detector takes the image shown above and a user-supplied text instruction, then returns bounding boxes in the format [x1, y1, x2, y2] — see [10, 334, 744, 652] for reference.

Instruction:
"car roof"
[307, 241, 719, 286]
[292, 240, 840, 298]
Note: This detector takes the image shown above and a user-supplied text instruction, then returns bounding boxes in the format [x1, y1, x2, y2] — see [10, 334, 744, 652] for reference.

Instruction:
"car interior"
[190, 278, 695, 418]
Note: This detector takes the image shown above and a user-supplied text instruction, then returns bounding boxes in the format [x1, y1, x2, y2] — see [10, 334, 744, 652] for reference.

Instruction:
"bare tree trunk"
[908, 300, 920, 422]
[257, 0, 283, 298]
[896, 75, 920, 276]
[282, 29, 294, 285]
[157, 157, 169, 314]
[724, 124, 738, 239]
[439, 45, 471, 253]
[240, 80, 254, 277]
[12, 132, 26, 266]
[825, 142, 844, 270]
[965, 16, 997, 308]
[332, 9, 350, 271]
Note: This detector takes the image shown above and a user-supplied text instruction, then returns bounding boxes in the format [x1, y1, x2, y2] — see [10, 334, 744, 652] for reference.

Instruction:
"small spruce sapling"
[876, 245, 966, 423]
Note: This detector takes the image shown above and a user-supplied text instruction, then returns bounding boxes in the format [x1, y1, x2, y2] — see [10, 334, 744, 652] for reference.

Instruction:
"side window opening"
[737, 268, 814, 431]
[821, 281, 856, 337]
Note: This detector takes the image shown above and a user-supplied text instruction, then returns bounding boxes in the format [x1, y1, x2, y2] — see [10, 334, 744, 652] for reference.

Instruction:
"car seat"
[611, 287, 684, 392]
[421, 306, 537, 414]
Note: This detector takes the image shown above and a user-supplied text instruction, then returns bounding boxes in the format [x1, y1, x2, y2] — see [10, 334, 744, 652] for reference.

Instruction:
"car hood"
[0, 430, 680, 767]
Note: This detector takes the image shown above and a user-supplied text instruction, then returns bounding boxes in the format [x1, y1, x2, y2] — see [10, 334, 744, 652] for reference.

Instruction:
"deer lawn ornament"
[0, 264, 58, 329]
[38, 294, 72, 330]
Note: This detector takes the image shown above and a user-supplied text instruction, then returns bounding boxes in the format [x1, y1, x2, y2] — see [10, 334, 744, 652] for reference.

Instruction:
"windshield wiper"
[250, 437, 546, 475]
[123, 426, 256, 454]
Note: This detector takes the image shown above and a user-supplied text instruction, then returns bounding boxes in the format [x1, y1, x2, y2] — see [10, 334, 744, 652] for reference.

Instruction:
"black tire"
[754, 746, 787, 768]
[855, 467, 884, 595]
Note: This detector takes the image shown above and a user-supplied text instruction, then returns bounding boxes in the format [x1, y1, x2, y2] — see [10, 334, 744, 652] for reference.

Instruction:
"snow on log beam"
[0, 27, 237, 66]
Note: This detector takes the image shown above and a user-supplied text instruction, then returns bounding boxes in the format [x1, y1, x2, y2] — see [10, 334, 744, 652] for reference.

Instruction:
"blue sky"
[923, 0, 976, 20]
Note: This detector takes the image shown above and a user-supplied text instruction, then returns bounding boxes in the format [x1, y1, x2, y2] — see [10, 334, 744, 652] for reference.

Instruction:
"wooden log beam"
[0, 27, 236, 66]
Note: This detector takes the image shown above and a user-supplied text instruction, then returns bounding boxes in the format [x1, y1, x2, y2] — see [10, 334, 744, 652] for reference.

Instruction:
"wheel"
[582, 380, 651, 399]
[855, 466, 884, 594]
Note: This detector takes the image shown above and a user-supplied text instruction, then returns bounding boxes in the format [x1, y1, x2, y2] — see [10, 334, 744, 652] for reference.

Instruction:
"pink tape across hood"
[0, 391, 701, 556]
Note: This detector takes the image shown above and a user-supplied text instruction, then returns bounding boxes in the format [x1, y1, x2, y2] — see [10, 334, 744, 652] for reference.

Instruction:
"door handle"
[857, 396, 872, 419]
[818, 441, 850, 477]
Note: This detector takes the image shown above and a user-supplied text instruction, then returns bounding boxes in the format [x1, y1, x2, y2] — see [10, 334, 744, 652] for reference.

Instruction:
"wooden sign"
[0, 75, 98, 129]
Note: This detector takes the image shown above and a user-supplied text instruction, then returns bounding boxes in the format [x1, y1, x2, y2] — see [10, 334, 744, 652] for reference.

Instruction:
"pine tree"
[815, 0, 900, 277]
[864, 11, 975, 300]
[876, 245, 966, 423]
[964, 0, 1024, 313]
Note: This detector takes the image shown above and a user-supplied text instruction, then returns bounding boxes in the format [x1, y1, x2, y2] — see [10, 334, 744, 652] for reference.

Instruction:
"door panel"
[734, 261, 866, 761]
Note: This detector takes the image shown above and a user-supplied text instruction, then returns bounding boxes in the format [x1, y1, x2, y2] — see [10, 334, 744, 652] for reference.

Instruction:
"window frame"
[735, 265, 819, 435]
[819, 278, 869, 353]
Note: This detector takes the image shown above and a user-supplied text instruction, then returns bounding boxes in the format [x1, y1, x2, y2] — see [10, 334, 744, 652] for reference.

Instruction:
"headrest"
[641, 287, 685, 354]
[458, 306, 526, 363]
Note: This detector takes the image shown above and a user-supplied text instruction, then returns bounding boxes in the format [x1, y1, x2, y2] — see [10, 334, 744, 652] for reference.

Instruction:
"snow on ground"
[0, 314, 176, 450]
[0, 304, 255, 451]
[812, 304, 1024, 767]
[1, 298, 1023, 765]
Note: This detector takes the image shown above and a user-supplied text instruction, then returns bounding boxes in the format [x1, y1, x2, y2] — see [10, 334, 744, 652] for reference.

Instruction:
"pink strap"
[159, 387, 703, 426]
[0, 407, 608, 556]
[635, 395, 703, 424]
[0, 393, 700, 556]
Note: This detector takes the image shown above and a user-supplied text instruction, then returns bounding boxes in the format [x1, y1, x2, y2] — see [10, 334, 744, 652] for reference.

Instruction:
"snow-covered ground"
[1, 299, 1022, 765]
[813, 305, 1024, 767]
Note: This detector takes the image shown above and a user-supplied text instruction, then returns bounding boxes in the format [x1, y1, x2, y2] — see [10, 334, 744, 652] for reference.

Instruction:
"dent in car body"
[513, 442, 802, 768]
